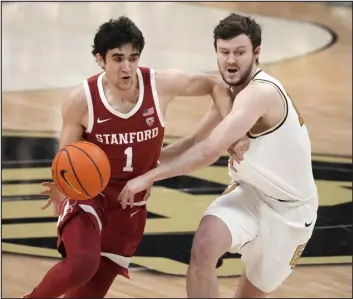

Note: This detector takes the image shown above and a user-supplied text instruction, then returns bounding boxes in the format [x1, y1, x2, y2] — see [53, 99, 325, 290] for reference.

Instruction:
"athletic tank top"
[228, 69, 317, 202]
[82, 67, 165, 196]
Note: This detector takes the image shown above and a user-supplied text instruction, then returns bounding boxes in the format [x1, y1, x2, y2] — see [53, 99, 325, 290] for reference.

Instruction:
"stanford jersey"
[82, 67, 165, 199]
[56, 67, 164, 277]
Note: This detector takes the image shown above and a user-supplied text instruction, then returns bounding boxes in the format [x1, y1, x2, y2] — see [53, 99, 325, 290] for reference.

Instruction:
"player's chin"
[117, 81, 133, 90]
[224, 76, 241, 86]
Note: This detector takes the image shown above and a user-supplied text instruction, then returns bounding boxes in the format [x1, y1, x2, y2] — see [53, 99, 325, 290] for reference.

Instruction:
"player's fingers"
[142, 191, 150, 202]
[238, 146, 245, 160]
[53, 201, 60, 216]
[231, 152, 240, 164]
[129, 196, 134, 208]
[228, 148, 236, 157]
[120, 191, 128, 209]
[41, 198, 53, 210]
[244, 143, 249, 154]
[118, 187, 126, 202]
[41, 182, 53, 188]
[244, 139, 250, 151]
[39, 189, 51, 196]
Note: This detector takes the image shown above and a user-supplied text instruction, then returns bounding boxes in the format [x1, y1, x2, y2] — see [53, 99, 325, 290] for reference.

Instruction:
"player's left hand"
[118, 176, 153, 209]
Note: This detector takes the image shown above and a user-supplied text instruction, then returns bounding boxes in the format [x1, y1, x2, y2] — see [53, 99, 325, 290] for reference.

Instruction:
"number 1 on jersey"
[123, 147, 133, 172]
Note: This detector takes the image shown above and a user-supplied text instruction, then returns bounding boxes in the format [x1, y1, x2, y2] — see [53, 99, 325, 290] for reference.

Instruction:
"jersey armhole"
[83, 79, 94, 133]
[248, 79, 288, 138]
[149, 69, 165, 128]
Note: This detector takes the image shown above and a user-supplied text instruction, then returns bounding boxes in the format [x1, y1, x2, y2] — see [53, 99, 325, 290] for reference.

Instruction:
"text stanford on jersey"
[95, 127, 159, 145]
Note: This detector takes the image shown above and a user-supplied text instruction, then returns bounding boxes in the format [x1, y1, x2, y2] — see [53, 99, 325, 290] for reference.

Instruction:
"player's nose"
[226, 53, 237, 65]
[121, 60, 132, 72]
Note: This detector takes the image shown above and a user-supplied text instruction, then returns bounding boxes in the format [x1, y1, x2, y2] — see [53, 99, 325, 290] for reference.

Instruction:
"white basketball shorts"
[203, 181, 318, 293]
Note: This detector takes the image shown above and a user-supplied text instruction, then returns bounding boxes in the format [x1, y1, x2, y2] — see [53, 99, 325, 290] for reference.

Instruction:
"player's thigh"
[202, 182, 259, 253]
[100, 204, 147, 275]
[57, 199, 102, 258]
[241, 201, 317, 293]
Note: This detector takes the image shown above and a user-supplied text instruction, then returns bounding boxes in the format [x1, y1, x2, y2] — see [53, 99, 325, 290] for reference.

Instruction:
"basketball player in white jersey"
[119, 13, 318, 298]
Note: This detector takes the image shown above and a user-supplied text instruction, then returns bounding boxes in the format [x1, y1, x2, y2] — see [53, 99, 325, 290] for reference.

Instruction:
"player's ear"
[254, 46, 261, 62]
[95, 53, 105, 70]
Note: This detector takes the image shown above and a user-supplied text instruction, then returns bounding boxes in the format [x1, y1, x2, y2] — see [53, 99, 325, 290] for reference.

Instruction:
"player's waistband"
[100, 184, 148, 206]
[264, 191, 318, 207]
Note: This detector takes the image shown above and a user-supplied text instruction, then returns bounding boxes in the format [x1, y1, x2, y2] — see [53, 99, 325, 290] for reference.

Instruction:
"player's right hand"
[227, 135, 250, 164]
[40, 182, 66, 216]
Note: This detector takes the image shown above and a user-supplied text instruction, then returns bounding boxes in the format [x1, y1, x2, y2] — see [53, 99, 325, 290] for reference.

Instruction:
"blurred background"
[2, 1, 352, 298]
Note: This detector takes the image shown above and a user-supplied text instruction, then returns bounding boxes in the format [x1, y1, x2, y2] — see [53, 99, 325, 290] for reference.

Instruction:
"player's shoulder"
[245, 78, 280, 99]
[251, 70, 285, 92]
[86, 71, 103, 83]
[62, 84, 88, 115]
[230, 79, 280, 113]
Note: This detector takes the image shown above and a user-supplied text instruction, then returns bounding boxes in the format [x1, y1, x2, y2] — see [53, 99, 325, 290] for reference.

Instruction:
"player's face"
[101, 44, 140, 91]
[216, 34, 260, 86]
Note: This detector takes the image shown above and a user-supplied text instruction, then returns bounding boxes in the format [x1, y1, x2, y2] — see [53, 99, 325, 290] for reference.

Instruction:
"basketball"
[51, 141, 111, 200]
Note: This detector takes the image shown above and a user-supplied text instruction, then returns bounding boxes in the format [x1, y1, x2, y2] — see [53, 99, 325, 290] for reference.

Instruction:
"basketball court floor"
[2, 1, 352, 298]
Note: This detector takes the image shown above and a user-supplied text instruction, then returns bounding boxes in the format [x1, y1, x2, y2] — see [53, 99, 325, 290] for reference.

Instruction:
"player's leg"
[238, 194, 318, 297]
[63, 191, 148, 298]
[26, 204, 101, 298]
[64, 200, 148, 298]
[186, 183, 259, 298]
[234, 273, 268, 298]
[64, 256, 119, 298]
[186, 215, 232, 298]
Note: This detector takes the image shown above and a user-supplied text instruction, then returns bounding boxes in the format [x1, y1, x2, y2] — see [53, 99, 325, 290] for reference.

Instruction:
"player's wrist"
[146, 166, 164, 184]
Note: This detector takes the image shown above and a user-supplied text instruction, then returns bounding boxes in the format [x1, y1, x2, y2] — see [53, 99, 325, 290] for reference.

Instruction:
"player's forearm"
[147, 138, 220, 183]
[159, 136, 195, 164]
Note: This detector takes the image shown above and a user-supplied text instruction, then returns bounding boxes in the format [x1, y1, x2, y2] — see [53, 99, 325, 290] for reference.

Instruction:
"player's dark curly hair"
[92, 16, 145, 61]
[213, 13, 262, 63]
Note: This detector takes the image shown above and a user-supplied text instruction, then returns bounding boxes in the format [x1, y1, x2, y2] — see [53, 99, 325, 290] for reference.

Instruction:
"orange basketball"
[52, 141, 111, 200]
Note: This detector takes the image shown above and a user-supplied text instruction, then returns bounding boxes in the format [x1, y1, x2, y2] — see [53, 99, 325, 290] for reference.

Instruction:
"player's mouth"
[226, 68, 238, 75]
[121, 76, 131, 80]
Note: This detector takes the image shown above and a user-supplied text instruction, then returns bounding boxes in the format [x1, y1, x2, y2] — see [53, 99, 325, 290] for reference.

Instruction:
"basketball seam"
[67, 144, 104, 190]
[63, 149, 92, 198]
[55, 150, 67, 195]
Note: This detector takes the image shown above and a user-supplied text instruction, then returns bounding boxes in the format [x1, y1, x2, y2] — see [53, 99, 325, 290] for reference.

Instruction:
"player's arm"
[155, 69, 231, 115]
[58, 86, 88, 149]
[156, 69, 220, 98]
[159, 101, 222, 164]
[145, 82, 274, 182]
[40, 86, 88, 212]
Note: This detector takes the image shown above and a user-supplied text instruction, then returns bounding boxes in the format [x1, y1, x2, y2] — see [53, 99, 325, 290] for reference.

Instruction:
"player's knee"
[190, 215, 232, 266]
[66, 253, 100, 284]
[190, 232, 212, 265]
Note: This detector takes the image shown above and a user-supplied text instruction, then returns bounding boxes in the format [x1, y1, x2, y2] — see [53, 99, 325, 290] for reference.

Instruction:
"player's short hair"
[213, 13, 262, 51]
[92, 16, 145, 60]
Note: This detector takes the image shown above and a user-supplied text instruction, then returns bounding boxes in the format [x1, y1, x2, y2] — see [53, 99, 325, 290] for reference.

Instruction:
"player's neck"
[104, 73, 139, 102]
[230, 65, 261, 94]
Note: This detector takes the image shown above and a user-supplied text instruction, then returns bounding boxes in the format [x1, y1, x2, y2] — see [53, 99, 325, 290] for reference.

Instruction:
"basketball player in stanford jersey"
[119, 13, 319, 298]
[23, 16, 247, 298]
